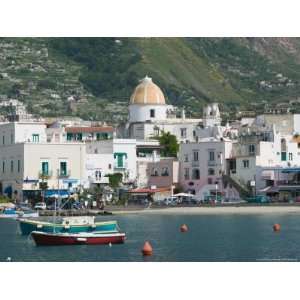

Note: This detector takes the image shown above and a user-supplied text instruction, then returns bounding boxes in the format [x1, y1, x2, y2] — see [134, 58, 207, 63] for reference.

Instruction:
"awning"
[281, 168, 300, 173]
[173, 193, 193, 197]
[62, 179, 78, 184]
[259, 186, 279, 193]
[44, 190, 69, 198]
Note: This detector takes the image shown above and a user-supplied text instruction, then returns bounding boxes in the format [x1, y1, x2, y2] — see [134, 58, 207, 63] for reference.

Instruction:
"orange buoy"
[273, 223, 281, 232]
[142, 241, 153, 256]
[180, 224, 188, 232]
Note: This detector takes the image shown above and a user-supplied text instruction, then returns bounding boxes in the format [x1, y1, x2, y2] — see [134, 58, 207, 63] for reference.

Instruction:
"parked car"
[34, 202, 47, 210]
[163, 197, 178, 206]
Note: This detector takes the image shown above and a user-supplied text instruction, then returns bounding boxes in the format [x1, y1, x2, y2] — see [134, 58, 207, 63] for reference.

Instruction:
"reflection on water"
[1, 213, 300, 262]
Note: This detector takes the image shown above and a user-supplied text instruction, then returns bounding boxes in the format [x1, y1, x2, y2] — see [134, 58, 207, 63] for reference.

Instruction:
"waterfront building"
[85, 140, 114, 186]
[228, 115, 300, 200]
[0, 141, 86, 201]
[178, 137, 239, 201]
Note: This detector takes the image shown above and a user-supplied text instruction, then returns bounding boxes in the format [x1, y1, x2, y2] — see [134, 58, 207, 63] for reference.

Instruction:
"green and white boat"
[18, 216, 119, 235]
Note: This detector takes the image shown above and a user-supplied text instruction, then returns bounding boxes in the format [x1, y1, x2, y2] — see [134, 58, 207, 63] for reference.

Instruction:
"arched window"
[151, 167, 159, 176]
[281, 138, 287, 161]
[192, 168, 200, 180]
[281, 138, 287, 151]
[161, 167, 169, 176]
[208, 168, 215, 176]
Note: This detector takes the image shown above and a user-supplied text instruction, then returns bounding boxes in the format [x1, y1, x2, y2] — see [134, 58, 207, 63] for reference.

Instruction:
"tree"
[106, 173, 123, 188]
[156, 131, 179, 157]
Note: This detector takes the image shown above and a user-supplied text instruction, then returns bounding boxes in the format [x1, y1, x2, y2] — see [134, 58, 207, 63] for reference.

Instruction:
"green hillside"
[1, 37, 300, 123]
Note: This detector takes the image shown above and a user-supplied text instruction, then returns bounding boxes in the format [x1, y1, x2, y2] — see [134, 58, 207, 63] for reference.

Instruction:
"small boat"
[0, 207, 39, 219]
[18, 216, 119, 235]
[31, 230, 126, 246]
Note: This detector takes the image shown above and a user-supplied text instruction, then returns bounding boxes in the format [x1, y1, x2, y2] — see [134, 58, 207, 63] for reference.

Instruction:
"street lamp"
[215, 181, 218, 203]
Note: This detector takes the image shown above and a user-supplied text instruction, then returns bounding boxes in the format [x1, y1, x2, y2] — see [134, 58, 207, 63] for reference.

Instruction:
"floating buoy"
[180, 224, 188, 232]
[109, 242, 112, 247]
[142, 241, 153, 256]
[273, 224, 281, 232]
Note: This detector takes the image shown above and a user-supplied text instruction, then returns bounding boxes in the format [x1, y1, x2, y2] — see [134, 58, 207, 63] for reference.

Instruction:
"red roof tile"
[65, 126, 114, 133]
[129, 187, 171, 193]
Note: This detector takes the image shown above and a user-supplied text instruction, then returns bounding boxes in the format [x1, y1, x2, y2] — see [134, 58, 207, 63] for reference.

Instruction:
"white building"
[85, 140, 114, 186]
[119, 76, 202, 143]
[179, 138, 239, 201]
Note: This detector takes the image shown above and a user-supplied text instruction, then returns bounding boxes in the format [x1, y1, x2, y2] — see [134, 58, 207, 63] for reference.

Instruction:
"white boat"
[0, 207, 39, 219]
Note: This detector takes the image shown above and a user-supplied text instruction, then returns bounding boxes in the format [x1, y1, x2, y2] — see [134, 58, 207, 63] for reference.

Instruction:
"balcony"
[191, 161, 199, 167]
[58, 169, 71, 178]
[38, 170, 53, 180]
[114, 162, 128, 169]
[208, 160, 217, 166]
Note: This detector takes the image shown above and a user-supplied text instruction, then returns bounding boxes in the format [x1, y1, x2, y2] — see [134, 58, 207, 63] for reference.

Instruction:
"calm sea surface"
[1, 213, 300, 262]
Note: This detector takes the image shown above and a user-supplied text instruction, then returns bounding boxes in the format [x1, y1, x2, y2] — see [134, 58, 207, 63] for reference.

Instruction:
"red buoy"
[142, 241, 153, 256]
[273, 224, 281, 232]
[180, 224, 188, 232]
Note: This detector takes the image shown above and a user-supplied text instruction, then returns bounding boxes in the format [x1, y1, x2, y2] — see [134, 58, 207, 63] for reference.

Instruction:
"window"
[17, 160, 20, 173]
[32, 134, 39, 143]
[150, 109, 155, 118]
[75, 133, 82, 141]
[10, 160, 13, 173]
[153, 126, 160, 136]
[208, 168, 215, 176]
[41, 162, 49, 176]
[108, 164, 112, 170]
[193, 130, 196, 137]
[60, 161, 67, 176]
[2, 135, 4, 145]
[289, 153, 293, 161]
[209, 151, 215, 161]
[151, 167, 159, 176]
[243, 160, 249, 168]
[208, 178, 213, 184]
[180, 128, 187, 138]
[2, 161, 5, 173]
[249, 144, 255, 154]
[184, 154, 189, 162]
[192, 168, 200, 180]
[193, 151, 199, 161]
[67, 133, 73, 141]
[161, 167, 169, 176]
[281, 152, 287, 161]
[184, 168, 189, 180]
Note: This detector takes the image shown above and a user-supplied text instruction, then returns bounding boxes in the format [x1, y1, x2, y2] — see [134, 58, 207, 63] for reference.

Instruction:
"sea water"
[0, 213, 300, 262]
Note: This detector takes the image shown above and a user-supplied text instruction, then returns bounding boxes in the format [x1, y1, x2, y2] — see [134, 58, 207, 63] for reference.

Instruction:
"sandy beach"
[111, 205, 300, 215]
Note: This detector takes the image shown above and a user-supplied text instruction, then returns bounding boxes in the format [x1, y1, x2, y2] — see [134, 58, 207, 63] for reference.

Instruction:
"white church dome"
[130, 76, 166, 105]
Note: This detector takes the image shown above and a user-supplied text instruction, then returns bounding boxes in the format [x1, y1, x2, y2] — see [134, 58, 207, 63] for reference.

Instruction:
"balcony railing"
[114, 162, 128, 169]
[208, 160, 217, 166]
[58, 169, 71, 178]
[38, 170, 53, 179]
[277, 180, 300, 186]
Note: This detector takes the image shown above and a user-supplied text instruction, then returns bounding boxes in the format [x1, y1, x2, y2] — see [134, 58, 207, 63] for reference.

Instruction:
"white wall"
[129, 104, 168, 122]
[113, 139, 137, 182]
[0, 122, 47, 146]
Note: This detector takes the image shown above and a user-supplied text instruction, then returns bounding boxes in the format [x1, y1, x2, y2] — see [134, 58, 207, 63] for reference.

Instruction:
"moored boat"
[0, 207, 39, 219]
[31, 230, 126, 246]
[18, 216, 119, 235]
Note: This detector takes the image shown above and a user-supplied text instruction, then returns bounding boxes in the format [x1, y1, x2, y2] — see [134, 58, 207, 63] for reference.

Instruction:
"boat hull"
[31, 231, 126, 246]
[19, 219, 118, 235]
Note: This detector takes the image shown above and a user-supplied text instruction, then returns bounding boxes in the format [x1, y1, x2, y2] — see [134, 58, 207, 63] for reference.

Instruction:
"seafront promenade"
[35, 203, 300, 216]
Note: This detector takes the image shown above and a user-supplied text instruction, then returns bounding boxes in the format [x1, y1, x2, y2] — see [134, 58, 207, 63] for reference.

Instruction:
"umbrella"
[173, 193, 193, 197]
